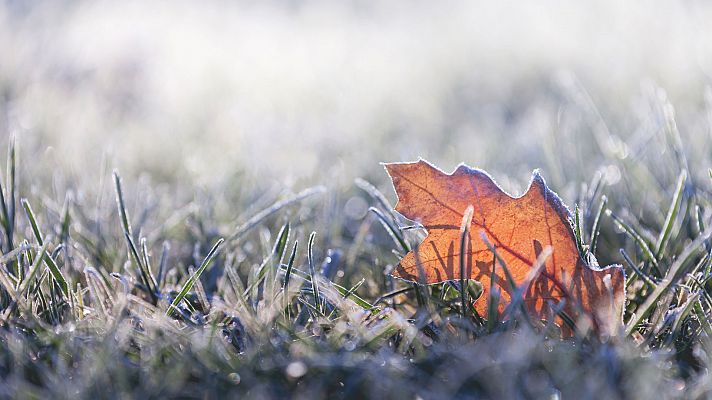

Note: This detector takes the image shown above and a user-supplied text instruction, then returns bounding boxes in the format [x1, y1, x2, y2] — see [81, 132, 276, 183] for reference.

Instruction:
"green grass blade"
[140, 237, 159, 295]
[620, 249, 657, 289]
[167, 238, 224, 316]
[113, 170, 134, 238]
[342, 278, 366, 299]
[59, 193, 72, 244]
[113, 171, 158, 302]
[459, 205, 474, 320]
[654, 170, 687, 260]
[625, 228, 711, 335]
[695, 205, 711, 254]
[374, 287, 414, 305]
[487, 251, 499, 332]
[5, 137, 15, 250]
[369, 207, 410, 253]
[18, 241, 50, 295]
[283, 240, 298, 289]
[222, 186, 325, 250]
[0, 172, 10, 252]
[502, 247, 551, 321]
[20, 198, 68, 297]
[307, 232, 321, 313]
[42, 250, 69, 298]
[574, 204, 585, 255]
[607, 209, 662, 276]
[355, 177, 399, 223]
[243, 222, 292, 295]
[273, 222, 290, 264]
[156, 241, 169, 290]
[124, 232, 158, 303]
[589, 195, 607, 254]
[278, 264, 374, 310]
[21, 199, 43, 246]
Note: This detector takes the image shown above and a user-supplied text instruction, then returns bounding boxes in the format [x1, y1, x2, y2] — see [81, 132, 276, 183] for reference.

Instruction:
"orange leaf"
[384, 159, 625, 336]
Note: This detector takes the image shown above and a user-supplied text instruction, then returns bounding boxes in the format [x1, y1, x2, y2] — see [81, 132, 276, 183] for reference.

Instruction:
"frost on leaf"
[384, 159, 625, 336]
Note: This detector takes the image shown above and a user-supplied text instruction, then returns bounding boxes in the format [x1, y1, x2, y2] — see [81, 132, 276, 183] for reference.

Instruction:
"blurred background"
[4, 3, 712, 396]
[1, 0, 712, 267]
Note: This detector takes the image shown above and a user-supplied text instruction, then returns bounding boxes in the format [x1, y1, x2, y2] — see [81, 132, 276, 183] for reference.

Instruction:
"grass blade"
[273, 222, 291, 264]
[21, 199, 43, 245]
[607, 209, 662, 276]
[243, 222, 291, 295]
[113, 170, 134, 238]
[167, 238, 224, 316]
[369, 207, 410, 253]
[113, 171, 158, 303]
[283, 240, 299, 289]
[654, 169, 687, 260]
[574, 204, 585, 255]
[307, 232, 321, 313]
[140, 237, 159, 296]
[0, 173, 10, 252]
[625, 227, 712, 335]
[20, 199, 68, 297]
[620, 249, 658, 290]
[487, 251, 499, 332]
[18, 241, 50, 295]
[59, 193, 72, 244]
[355, 178, 397, 222]
[156, 241, 170, 290]
[459, 205, 474, 320]
[42, 250, 69, 298]
[221, 186, 325, 251]
[5, 137, 15, 251]
[589, 195, 607, 254]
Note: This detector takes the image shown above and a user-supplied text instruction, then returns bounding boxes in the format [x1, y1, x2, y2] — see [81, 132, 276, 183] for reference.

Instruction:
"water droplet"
[286, 361, 307, 379]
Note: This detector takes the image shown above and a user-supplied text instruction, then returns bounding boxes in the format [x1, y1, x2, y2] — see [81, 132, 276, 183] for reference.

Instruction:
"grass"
[2, 90, 712, 399]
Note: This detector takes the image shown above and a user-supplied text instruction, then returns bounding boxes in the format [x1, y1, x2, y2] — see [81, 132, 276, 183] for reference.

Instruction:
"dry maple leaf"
[384, 159, 625, 336]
